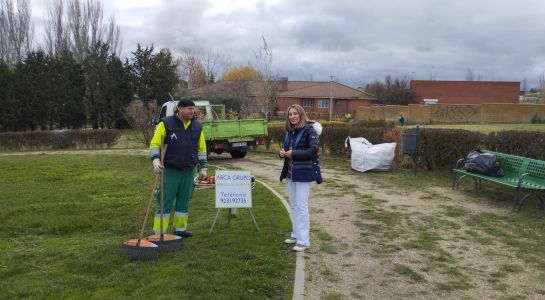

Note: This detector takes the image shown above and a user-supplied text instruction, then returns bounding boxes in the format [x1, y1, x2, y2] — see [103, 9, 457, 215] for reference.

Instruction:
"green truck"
[159, 100, 268, 158]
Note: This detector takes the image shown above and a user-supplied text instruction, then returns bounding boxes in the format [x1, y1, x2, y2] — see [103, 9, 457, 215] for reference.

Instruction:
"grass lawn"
[0, 154, 294, 299]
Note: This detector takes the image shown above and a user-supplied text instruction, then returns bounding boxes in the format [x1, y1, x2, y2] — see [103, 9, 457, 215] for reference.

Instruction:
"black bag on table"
[464, 149, 504, 177]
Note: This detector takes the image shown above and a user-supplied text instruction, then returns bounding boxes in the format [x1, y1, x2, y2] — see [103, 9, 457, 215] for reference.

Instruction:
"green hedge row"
[267, 122, 395, 156]
[416, 129, 545, 171]
[0, 129, 120, 151]
[267, 123, 545, 172]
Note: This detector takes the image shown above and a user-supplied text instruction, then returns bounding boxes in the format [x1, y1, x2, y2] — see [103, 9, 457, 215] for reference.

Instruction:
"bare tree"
[465, 67, 475, 81]
[104, 14, 120, 56]
[0, 0, 33, 64]
[465, 67, 483, 81]
[539, 73, 545, 103]
[123, 99, 159, 147]
[201, 48, 226, 83]
[177, 47, 207, 89]
[44, 0, 120, 62]
[44, 0, 68, 56]
[254, 36, 279, 120]
[430, 66, 437, 80]
[177, 47, 227, 89]
[366, 75, 414, 105]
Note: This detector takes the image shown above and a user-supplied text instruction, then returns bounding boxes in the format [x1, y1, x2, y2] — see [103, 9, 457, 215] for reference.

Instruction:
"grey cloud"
[30, 0, 545, 87]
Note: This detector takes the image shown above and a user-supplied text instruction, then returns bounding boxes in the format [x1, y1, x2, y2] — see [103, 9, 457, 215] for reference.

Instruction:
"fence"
[356, 103, 545, 124]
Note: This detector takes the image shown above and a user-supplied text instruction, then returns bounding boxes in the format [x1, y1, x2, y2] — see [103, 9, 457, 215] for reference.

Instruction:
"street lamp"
[329, 75, 335, 121]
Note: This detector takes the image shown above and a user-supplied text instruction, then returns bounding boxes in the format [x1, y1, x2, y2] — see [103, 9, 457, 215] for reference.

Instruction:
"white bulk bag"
[345, 137, 397, 172]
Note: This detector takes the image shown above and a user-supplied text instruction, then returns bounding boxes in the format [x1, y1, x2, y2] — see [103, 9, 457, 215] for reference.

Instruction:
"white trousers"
[287, 180, 311, 247]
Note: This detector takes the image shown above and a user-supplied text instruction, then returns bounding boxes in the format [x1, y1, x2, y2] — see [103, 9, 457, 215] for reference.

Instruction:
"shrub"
[0, 129, 120, 152]
[268, 122, 391, 156]
[530, 113, 542, 124]
[123, 100, 159, 148]
[268, 123, 545, 173]
[356, 119, 396, 129]
[484, 130, 545, 160]
[417, 129, 481, 171]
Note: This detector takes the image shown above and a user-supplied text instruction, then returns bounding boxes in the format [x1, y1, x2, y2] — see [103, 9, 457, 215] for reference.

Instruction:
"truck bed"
[202, 119, 268, 141]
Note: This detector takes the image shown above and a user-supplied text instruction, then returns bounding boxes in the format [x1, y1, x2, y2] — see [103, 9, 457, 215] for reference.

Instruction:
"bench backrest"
[487, 151, 545, 182]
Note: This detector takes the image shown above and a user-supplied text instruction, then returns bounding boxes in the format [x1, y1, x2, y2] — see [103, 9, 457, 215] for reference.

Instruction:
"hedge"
[0, 129, 120, 151]
[266, 123, 545, 172]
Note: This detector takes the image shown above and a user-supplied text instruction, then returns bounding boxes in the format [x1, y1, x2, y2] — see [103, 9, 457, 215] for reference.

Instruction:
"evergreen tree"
[14, 50, 51, 131]
[128, 44, 179, 103]
[0, 59, 15, 131]
[52, 50, 86, 129]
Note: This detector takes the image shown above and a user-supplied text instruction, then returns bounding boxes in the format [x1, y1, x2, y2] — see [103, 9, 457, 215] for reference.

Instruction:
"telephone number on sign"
[220, 198, 248, 204]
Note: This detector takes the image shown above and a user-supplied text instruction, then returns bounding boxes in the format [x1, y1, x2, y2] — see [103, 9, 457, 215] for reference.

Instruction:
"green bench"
[452, 151, 545, 211]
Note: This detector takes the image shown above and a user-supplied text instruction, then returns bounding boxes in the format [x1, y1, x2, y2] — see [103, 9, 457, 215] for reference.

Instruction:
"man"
[344, 112, 353, 123]
[149, 99, 208, 238]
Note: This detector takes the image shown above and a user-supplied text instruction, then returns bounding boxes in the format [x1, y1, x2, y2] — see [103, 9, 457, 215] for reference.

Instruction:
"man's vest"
[162, 115, 202, 170]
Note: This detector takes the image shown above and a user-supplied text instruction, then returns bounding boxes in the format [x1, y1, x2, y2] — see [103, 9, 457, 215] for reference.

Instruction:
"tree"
[0, 59, 15, 131]
[83, 42, 109, 129]
[464, 67, 483, 81]
[365, 75, 415, 106]
[123, 99, 159, 147]
[51, 50, 86, 129]
[254, 36, 279, 120]
[44, 0, 120, 62]
[365, 80, 387, 104]
[177, 47, 224, 89]
[539, 73, 545, 103]
[0, 0, 33, 64]
[221, 65, 260, 81]
[83, 42, 131, 129]
[465, 67, 475, 81]
[128, 44, 179, 103]
[43, 0, 69, 57]
[14, 50, 51, 131]
[201, 48, 225, 84]
[103, 53, 132, 128]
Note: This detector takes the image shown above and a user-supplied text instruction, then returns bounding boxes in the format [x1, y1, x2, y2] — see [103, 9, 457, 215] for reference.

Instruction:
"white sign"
[423, 98, 438, 104]
[215, 170, 252, 208]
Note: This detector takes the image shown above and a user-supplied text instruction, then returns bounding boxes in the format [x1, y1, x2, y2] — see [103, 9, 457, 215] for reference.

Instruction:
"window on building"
[318, 99, 329, 108]
[303, 99, 313, 107]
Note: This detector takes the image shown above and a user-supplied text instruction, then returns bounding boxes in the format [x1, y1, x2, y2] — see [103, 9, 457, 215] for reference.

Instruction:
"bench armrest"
[454, 158, 465, 169]
[516, 173, 529, 188]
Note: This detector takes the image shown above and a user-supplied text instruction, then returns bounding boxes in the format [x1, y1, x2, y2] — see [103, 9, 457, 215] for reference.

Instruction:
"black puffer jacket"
[280, 121, 322, 183]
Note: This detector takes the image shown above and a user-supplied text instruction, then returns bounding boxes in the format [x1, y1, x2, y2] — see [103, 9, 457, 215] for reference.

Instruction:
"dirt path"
[212, 152, 545, 300]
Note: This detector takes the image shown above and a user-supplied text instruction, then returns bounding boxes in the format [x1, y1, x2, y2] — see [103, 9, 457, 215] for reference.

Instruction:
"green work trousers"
[153, 167, 196, 233]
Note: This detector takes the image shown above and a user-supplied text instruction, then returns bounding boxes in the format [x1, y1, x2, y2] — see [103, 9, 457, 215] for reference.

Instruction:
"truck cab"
[159, 100, 218, 121]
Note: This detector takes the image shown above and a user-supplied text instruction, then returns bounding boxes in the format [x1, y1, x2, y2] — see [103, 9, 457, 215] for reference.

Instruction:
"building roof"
[190, 79, 376, 100]
[278, 81, 375, 100]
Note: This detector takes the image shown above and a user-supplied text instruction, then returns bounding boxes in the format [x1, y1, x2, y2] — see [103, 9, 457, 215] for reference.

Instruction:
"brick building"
[274, 78, 375, 118]
[191, 78, 376, 118]
[410, 80, 520, 104]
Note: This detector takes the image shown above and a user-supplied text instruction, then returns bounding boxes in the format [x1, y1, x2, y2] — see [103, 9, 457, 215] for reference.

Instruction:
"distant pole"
[329, 75, 335, 121]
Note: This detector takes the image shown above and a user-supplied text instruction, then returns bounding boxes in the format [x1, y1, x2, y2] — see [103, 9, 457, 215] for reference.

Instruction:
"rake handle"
[137, 173, 160, 245]
[160, 142, 167, 241]
[136, 142, 167, 246]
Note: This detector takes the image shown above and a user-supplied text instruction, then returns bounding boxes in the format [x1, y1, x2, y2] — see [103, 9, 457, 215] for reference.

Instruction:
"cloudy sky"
[30, 0, 545, 88]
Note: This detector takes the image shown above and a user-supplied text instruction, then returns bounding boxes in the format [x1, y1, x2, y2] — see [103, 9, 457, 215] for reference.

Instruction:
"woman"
[279, 104, 322, 252]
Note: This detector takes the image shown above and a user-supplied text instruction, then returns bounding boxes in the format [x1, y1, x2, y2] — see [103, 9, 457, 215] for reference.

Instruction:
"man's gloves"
[197, 166, 208, 180]
[152, 158, 163, 174]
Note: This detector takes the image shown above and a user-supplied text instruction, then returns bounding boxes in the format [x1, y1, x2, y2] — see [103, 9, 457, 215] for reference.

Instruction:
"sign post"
[209, 170, 259, 233]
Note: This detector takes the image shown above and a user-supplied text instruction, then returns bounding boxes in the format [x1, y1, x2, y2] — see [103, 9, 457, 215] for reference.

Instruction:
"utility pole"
[329, 75, 335, 121]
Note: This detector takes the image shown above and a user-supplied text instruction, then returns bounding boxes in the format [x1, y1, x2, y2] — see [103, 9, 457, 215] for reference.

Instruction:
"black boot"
[174, 230, 193, 238]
